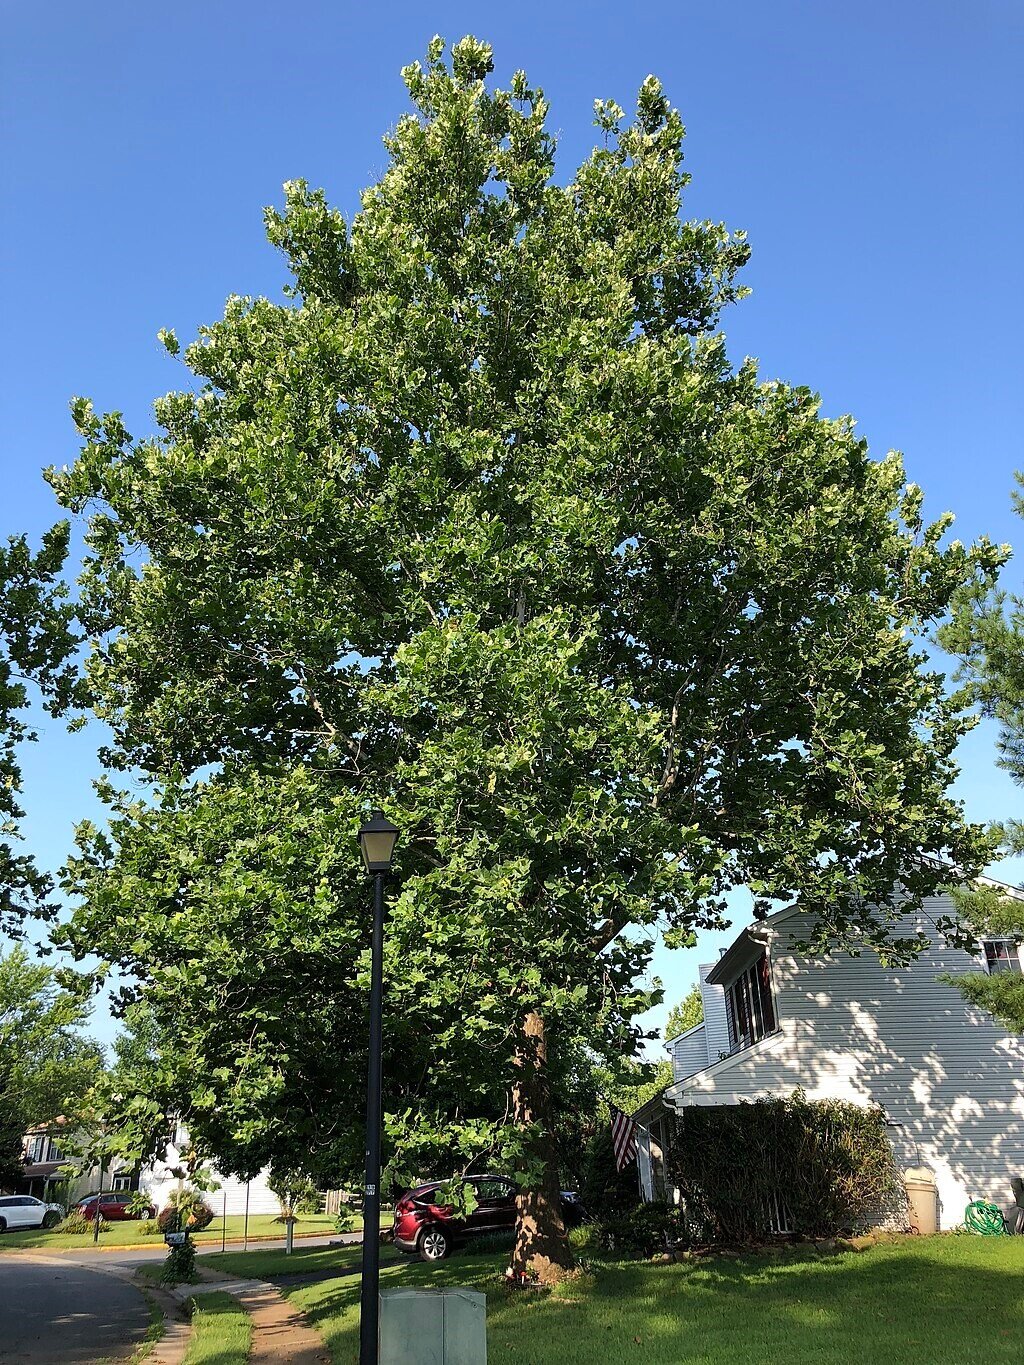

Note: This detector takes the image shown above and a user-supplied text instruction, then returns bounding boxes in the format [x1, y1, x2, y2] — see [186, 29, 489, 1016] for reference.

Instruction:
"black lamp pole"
[357, 811, 399, 1365]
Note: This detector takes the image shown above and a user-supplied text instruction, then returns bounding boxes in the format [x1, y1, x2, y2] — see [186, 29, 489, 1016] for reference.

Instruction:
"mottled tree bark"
[508, 1009, 575, 1283]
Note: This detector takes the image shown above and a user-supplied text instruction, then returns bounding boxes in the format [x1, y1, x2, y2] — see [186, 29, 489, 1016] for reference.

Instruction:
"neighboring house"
[636, 887, 1024, 1228]
[137, 1122, 280, 1217]
[15, 1124, 94, 1203]
[9, 1120, 280, 1217]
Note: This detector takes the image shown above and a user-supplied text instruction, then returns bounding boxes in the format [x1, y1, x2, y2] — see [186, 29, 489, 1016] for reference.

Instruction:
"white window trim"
[982, 938, 1023, 975]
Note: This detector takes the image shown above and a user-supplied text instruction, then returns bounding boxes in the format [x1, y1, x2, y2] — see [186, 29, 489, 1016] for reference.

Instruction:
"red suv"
[75, 1191, 157, 1221]
[393, 1175, 584, 1262]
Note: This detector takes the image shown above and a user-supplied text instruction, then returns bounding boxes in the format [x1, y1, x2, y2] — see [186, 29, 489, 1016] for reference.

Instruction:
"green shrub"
[161, 1238, 197, 1284]
[47, 1178, 75, 1209]
[575, 1124, 647, 1218]
[295, 1186, 323, 1215]
[670, 1090, 907, 1243]
[269, 1171, 323, 1217]
[569, 1222, 598, 1253]
[463, 1230, 513, 1256]
[54, 1211, 110, 1235]
[138, 1218, 162, 1236]
[595, 1200, 686, 1257]
[333, 1209, 356, 1234]
[157, 1188, 215, 1232]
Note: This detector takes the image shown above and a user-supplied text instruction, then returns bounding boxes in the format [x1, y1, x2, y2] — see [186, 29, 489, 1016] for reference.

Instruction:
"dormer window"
[983, 940, 1022, 975]
[725, 951, 776, 1051]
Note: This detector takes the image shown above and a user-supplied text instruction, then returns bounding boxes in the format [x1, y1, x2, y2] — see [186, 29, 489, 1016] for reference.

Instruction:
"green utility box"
[379, 1287, 487, 1364]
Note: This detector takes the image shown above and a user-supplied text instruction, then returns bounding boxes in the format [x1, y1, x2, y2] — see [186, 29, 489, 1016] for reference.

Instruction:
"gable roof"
[705, 865, 1024, 990]
[663, 1019, 706, 1047]
[704, 923, 771, 987]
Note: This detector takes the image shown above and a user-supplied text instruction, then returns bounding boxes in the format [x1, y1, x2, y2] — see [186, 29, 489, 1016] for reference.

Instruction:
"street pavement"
[0, 1231, 365, 1361]
[0, 1258, 151, 1364]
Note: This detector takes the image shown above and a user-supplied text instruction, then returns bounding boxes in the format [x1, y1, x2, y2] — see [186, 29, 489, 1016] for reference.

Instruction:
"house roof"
[704, 923, 772, 987]
[663, 1019, 706, 1048]
[632, 1085, 672, 1127]
[704, 863, 1024, 990]
[663, 1027, 783, 1105]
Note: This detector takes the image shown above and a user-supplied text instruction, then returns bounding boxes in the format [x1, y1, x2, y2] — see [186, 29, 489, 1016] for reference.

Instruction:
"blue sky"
[2, 1, 1022, 1051]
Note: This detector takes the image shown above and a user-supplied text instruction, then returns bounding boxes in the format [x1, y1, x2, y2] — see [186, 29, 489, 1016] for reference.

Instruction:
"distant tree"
[53, 36, 1002, 1279]
[664, 983, 703, 1041]
[939, 474, 1024, 1032]
[0, 946, 101, 1186]
[0, 527, 80, 935]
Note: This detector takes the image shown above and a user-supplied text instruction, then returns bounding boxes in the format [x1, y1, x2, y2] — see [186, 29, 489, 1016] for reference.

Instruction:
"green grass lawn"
[211, 1240, 374, 1278]
[0, 1211, 345, 1252]
[284, 1235, 1024, 1364]
[182, 1292, 252, 1365]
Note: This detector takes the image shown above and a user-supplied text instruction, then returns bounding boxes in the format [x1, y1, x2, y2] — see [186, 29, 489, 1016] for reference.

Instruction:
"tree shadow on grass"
[292, 1241, 1024, 1365]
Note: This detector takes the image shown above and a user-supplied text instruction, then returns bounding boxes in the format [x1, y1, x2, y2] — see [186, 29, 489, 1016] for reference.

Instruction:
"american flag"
[610, 1106, 638, 1171]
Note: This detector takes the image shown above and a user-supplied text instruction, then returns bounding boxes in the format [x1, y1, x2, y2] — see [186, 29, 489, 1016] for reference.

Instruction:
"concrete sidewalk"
[174, 1265, 332, 1364]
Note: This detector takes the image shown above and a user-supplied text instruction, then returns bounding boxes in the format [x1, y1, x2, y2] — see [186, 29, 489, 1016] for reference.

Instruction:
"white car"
[0, 1194, 64, 1231]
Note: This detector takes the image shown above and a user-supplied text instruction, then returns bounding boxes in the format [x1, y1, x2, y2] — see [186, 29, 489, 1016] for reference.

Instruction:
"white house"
[11, 1120, 281, 1217]
[135, 1122, 280, 1217]
[637, 889, 1024, 1228]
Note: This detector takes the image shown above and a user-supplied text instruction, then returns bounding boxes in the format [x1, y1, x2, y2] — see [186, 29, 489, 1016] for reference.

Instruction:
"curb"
[138, 1280, 192, 1365]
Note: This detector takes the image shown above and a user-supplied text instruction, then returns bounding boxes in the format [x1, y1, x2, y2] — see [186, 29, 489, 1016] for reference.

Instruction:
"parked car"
[74, 1191, 157, 1221]
[393, 1175, 584, 1262]
[0, 1195, 65, 1232]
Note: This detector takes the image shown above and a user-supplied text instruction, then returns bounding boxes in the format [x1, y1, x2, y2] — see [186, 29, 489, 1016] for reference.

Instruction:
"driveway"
[0, 1258, 151, 1364]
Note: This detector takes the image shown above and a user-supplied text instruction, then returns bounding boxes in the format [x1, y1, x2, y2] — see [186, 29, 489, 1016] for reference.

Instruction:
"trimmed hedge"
[596, 1200, 687, 1256]
[670, 1090, 906, 1242]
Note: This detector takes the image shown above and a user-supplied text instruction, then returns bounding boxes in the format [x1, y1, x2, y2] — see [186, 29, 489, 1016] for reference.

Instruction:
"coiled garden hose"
[964, 1200, 1005, 1235]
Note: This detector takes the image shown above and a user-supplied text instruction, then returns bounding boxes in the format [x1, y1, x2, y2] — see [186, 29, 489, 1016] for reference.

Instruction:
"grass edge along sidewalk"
[136, 1241, 370, 1284]
[181, 1292, 252, 1365]
[274, 1234, 1024, 1365]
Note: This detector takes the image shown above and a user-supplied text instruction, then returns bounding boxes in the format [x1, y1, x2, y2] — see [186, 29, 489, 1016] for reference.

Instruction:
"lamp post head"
[358, 810, 400, 874]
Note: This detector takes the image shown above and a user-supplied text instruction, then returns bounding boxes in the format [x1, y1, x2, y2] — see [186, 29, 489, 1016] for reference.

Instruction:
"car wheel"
[418, 1226, 450, 1262]
[0, 1217, 6, 1233]
[42, 1211, 61, 1230]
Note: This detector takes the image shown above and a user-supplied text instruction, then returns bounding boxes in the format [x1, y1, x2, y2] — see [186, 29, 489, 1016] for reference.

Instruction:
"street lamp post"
[357, 810, 400, 1365]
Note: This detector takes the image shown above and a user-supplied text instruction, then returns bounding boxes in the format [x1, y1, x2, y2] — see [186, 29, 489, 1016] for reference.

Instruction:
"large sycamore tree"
[52, 38, 1000, 1278]
[939, 472, 1024, 1034]
[0, 526, 80, 934]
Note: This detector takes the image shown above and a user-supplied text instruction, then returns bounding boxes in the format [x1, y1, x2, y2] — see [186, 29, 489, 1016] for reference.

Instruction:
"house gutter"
[704, 924, 771, 987]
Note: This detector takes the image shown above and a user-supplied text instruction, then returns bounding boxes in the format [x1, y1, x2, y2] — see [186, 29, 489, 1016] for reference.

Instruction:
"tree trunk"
[508, 1009, 575, 1284]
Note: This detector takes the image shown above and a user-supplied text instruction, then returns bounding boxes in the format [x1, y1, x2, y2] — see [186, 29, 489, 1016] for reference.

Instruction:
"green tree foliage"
[0, 527, 80, 934]
[0, 946, 101, 1186]
[664, 983, 703, 1041]
[568, 1055, 673, 1218]
[939, 472, 1024, 1031]
[50, 37, 1000, 1274]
